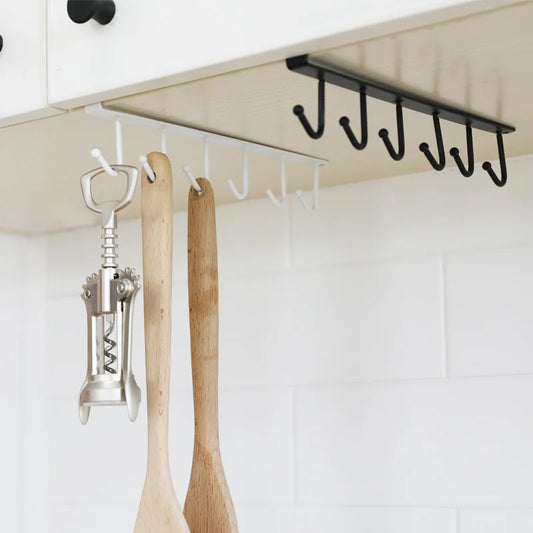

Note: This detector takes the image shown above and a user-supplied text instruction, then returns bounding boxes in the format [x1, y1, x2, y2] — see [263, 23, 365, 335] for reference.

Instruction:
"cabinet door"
[0, 0, 60, 126]
[47, 0, 513, 110]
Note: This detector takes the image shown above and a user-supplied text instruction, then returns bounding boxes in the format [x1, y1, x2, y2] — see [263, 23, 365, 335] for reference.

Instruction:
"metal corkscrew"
[78, 165, 142, 424]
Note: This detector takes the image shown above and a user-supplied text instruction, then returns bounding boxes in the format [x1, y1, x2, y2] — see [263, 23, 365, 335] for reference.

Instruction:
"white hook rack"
[85, 103, 327, 201]
[296, 163, 321, 211]
[266, 157, 287, 207]
[227, 147, 249, 200]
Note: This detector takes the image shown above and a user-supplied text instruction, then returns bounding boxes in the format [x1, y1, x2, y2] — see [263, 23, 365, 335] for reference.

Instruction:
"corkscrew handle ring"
[80, 165, 138, 220]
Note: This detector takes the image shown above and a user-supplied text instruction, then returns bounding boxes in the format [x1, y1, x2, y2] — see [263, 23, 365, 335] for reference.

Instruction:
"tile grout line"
[291, 387, 298, 506]
[47, 500, 533, 511]
[17, 284, 25, 532]
[47, 370, 533, 404]
[47, 240, 533, 300]
[287, 198, 294, 271]
[21, 240, 49, 533]
[455, 508, 461, 533]
[439, 253, 450, 379]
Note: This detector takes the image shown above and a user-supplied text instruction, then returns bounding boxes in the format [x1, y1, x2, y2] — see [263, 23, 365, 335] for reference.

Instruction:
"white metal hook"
[115, 119, 123, 164]
[203, 138, 210, 181]
[227, 147, 249, 200]
[182, 165, 203, 192]
[91, 148, 118, 176]
[161, 130, 168, 155]
[139, 155, 156, 182]
[180, 137, 209, 192]
[296, 163, 320, 211]
[266, 157, 287, 207]
[138, 128, 168, 182]
[90, 119, 124, 176]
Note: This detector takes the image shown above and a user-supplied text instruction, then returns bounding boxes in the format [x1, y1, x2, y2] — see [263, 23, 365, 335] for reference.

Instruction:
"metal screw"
[84, 289, 91, 299]
[117, 282, 126, 294]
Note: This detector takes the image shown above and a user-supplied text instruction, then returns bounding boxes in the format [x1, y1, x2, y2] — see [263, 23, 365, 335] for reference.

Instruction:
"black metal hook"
[339, 90, 368, 150]
[419, 112, 446, 171]
[293, 78, 325, 140]
[482, 132, 507, 187]
[378, 101, 405, 161]
[450, 123, 474, 177]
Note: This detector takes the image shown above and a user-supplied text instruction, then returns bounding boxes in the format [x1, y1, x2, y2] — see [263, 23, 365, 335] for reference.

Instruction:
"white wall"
[22, 155, 533, 531]
[0, 234, 47, 532]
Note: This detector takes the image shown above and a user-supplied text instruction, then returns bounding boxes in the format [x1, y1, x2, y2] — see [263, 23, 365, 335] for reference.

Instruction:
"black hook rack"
[286, 54, 515, 185]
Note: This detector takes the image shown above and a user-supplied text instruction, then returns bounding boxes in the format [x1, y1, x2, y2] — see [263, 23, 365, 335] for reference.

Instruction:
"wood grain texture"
[184, 178, 238, 533]
[135, 152, 190, 533]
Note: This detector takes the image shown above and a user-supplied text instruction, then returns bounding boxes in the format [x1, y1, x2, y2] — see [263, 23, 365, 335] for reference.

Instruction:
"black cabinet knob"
[0, 36, 3, 53]
[67, 1, 116, 25]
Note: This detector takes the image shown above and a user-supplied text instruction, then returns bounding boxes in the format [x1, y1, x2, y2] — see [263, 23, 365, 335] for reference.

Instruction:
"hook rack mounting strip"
[85, 103, 328, 168]
[286, 55, 515, 135]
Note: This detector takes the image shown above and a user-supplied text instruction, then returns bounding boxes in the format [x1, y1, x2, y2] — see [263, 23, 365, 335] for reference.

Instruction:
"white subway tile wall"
[459, 510, 533, 533]
[446, 247, 533, 377]
[15, 155, 533, 531]
[296, 378, 533, 507]
[0, 235, 47, 532]
[49, 503, 137, 533]
[234, 505, 458, 533]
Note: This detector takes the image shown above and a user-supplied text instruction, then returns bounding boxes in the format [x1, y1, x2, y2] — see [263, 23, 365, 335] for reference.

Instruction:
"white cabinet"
[0, 0, 60, 126]
[47, 0, 514, 110]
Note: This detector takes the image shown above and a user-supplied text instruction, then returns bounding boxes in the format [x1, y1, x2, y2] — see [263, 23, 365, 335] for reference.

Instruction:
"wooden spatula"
[135, 152, 190, 533]
[185, 178, 238, 532]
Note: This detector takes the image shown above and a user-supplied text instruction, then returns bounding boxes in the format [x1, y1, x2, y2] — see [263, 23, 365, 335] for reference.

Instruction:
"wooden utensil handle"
[141, 152, 174, 469]
[188, 179, 220, 449]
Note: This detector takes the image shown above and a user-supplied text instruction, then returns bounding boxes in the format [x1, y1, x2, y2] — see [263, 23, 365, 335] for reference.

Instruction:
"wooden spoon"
[184, 178, 238, 532]
[135, 152, 190, 533]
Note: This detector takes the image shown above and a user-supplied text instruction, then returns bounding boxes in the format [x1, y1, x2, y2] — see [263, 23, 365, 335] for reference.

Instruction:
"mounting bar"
[86, 103, 328, 167]
[286, 55, 515, 135]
